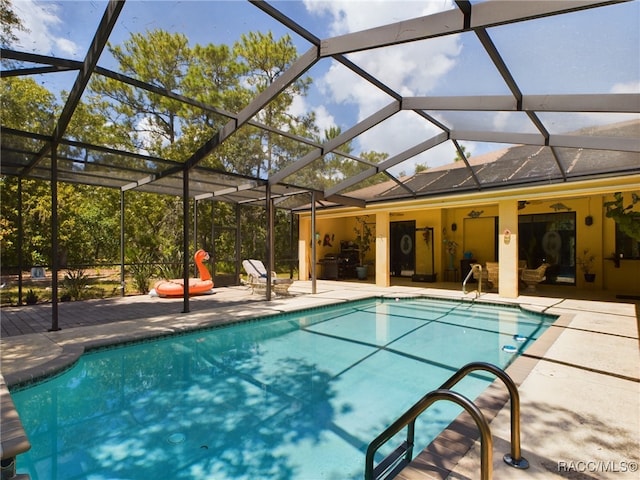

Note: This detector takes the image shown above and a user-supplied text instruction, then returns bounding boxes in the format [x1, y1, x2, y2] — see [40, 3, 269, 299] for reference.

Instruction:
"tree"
[89, 30, 192, 156]
[180, 41, 246, 169]
[604, 192, 640, 241]
[233, 31, 312, 177]
[0, 77, 56, 132]
[454, 144, 470, 162]
[0, 77, 58, 268]
[0, 0, 25, 48]
[1, 24, 391, 282]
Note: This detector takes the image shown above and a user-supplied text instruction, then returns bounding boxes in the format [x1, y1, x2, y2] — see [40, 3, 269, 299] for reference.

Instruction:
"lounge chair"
[521, 263, 550, 291]
[472, 262, 499, 291]
[472, 263, 488, 283]
[485, 262, 499, 290]
[242, 259, 293, 296]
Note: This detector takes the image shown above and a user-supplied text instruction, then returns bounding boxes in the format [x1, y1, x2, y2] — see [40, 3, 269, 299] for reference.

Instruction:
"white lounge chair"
[242, 259, 293, 296]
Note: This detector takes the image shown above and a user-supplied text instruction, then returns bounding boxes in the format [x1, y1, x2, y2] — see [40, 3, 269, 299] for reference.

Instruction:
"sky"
[8, 0, 640, 175]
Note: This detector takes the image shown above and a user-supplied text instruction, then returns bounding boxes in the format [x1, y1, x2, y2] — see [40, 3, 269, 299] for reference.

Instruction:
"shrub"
[25, 289, 38, 305]
[128, 251, 156, 294]
[63, 268, 89, 301]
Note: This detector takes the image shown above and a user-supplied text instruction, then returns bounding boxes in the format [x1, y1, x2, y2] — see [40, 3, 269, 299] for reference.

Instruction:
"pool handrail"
[439, 361, 529, 468]
[462, 263, 483, 296]
[364, 361, 529, 480]
[364, 389, 492, 480]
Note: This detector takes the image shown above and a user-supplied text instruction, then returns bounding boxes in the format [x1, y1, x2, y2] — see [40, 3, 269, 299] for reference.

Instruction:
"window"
[615, 224, 640, 259]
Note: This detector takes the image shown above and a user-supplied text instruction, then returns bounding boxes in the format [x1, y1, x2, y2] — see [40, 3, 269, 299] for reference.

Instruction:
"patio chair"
[473, 262, 499, 291]
[242, 259, 293, 296]
[521, 263, 550, 291]
[472, 263, 488, 283]
[485, 262, 499, 290]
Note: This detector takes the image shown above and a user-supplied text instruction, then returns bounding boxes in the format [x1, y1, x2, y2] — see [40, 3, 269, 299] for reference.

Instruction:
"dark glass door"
[391, 220, 416, 276]
[518, 212, 576, 285]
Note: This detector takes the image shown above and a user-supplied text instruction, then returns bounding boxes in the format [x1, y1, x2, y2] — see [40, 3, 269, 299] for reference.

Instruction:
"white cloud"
[13, 0, 79, 56]
[611, 81, 640, 94]
[303, 0, 452, 36]
[492, 111, 511, 132]
[288, 95, 336, 136]
[55, 37, 78, 56]
[317, 61, 392, 120]
[302, 0, 639, 178]
[304, 0, 461, 163]
[135, 116, 170, 155]
[312, 105, 337, 136]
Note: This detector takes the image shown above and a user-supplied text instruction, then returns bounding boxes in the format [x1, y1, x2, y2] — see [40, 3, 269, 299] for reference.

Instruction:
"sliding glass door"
[518, 212, 576, 285]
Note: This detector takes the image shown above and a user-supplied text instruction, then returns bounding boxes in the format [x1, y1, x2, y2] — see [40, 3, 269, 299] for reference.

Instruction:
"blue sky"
[9, 0, 640, 173]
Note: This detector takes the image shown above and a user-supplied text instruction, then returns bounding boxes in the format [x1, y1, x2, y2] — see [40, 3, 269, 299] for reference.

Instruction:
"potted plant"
[578, 249, 596, 282]
[442, 228, 458, 270]
[354, 216, 374, 279]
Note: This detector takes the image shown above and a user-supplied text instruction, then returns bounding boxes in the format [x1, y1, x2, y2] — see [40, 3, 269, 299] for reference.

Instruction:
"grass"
[0, 269, 132, 306]
[1, 268, 297, 306]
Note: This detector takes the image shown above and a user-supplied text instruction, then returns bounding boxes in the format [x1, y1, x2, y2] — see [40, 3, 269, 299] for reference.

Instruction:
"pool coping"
[2, 283, 638, 478]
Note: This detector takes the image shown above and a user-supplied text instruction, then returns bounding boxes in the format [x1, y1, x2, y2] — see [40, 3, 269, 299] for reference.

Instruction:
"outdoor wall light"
[451, 223, 457, 231]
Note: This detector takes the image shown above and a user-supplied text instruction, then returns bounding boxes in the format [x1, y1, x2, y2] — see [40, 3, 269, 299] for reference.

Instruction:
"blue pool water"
[11, 297, 554, 479]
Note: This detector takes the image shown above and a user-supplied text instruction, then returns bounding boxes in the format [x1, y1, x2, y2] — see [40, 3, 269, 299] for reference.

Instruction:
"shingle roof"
[352, 119, 640, 203]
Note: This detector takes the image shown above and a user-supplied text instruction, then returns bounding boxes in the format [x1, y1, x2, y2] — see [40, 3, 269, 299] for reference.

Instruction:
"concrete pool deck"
[1, 280, 638, 479]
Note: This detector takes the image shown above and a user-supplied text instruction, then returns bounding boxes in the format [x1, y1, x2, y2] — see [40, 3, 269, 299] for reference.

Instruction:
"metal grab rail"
[462, 263, 483, 296]
[364, 389, 493, 480]
[364, 361, 529, 480]
[439, 361, 529, 470]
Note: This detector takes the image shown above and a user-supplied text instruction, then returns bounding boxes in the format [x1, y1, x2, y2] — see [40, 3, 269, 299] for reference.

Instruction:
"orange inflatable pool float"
[153, 249, 214, 297]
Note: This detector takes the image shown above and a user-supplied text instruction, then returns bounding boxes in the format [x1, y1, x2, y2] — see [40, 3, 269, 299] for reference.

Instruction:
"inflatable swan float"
[151, 249, 214, 297]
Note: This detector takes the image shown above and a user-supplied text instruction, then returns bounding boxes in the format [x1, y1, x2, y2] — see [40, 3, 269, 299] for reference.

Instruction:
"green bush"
[25, 289, 38, 305]
[127, 251, 156, 294]
[63, 268, 89, 301]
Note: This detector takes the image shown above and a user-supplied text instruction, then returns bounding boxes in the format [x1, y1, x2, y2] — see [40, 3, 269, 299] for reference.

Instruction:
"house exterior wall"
[297, 177, 640, 297]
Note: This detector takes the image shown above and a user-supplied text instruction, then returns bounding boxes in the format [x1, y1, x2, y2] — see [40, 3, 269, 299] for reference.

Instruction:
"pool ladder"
[364, 361, 529, 480]
[462, 263, 484, 297]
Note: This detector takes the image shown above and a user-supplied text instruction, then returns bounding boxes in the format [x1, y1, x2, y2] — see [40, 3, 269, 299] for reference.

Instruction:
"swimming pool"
[11, 297, 554, 479]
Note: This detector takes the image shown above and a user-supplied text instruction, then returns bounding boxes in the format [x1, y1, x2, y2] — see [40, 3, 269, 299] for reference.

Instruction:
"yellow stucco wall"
[602, 192, 640, 294]
[297, 178, 640, 296]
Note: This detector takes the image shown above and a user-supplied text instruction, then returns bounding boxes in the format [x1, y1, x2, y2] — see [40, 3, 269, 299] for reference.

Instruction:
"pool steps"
[364, 361, 528, 480]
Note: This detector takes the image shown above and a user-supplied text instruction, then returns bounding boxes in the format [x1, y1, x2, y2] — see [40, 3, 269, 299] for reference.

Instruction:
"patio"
[1, 281, 638, 479]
